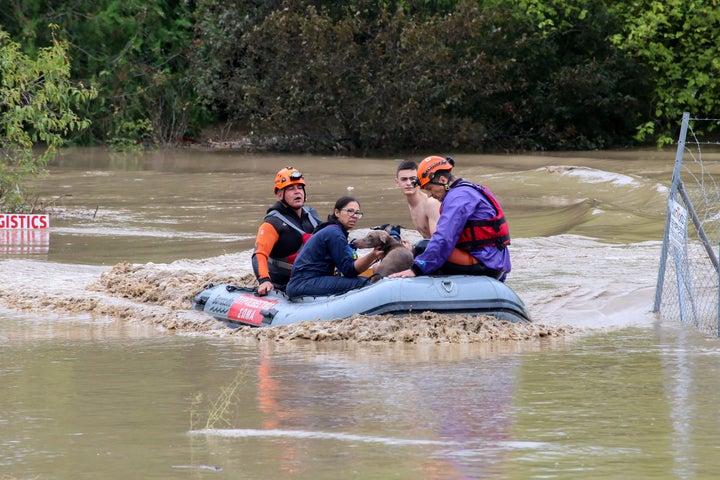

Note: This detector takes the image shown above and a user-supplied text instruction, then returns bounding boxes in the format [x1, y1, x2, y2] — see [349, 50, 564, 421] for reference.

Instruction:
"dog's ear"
[378, 230, 392, 243]
[372, 224, 402, 241]
[387, 225, 402, 242]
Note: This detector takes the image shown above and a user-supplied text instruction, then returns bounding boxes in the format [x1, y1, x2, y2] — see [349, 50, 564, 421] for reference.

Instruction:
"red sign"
[227, 294, 278, 326]
[0, 214, 50, 254]
[0, 214, 49, 229]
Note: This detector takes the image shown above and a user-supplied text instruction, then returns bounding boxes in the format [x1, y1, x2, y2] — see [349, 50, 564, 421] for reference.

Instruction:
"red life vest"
[286, 232, 313, 263]
[449, 180, 511, 251]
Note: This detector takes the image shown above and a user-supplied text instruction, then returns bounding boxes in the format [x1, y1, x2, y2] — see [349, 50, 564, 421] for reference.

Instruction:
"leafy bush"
[609, 0, 720, 145]
[2, 0, 203, 148]
[0, 27, 96, 212]
[190, 0, 651, 153]
[6, 0, 703, 153]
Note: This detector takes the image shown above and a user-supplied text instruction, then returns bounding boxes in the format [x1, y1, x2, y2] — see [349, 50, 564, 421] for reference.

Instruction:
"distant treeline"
[2, 0, 718, 153]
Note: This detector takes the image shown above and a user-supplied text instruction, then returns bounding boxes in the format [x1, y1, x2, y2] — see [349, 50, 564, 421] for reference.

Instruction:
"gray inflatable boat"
[192, 275, 530, 327]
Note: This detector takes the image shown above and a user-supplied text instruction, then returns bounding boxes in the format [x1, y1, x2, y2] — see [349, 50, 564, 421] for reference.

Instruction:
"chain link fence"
[654, 112, 720, 336]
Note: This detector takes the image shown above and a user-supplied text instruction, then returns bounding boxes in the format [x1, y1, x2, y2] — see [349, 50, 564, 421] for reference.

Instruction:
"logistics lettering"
[0, 214, 49, 229]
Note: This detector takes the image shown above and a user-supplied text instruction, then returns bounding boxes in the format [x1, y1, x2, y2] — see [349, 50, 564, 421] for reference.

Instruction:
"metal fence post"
[654, 112, 690, 312]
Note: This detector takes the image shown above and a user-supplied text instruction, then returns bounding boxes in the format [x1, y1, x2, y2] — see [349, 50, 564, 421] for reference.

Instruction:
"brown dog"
[351, 230, 414, 277]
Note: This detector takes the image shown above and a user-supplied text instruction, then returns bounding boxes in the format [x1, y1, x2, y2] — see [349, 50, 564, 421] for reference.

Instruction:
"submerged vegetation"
[190, 371, 249, 431]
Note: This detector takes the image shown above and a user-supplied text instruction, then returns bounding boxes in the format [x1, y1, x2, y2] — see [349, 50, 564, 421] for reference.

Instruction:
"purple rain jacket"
[411, 179, 511, 280]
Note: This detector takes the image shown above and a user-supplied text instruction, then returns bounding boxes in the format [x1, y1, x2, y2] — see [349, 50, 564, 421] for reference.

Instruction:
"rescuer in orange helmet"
[252, 167, 321, 295]
[390, 156, 512, 281]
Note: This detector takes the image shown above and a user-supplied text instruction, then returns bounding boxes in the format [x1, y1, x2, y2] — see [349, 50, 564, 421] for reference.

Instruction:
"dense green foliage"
[608, 0, 720, 145]
[0, 28, 96, 212]
[2, 0, 200, 149]
[1, 0, 719, 153]
[192, 0, 649, 152]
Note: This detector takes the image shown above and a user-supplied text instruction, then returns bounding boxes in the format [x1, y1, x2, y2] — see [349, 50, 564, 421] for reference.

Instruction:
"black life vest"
[265, 207, 319, 266]
[450, 180, 511, 250]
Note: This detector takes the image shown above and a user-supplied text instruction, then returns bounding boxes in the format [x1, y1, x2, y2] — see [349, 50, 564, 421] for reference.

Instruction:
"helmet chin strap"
[428, 180, 449, 190]
[427, 170, 452, 191]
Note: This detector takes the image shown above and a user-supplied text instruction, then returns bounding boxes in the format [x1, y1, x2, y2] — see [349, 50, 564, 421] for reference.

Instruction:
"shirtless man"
[395, 160, 440, 239]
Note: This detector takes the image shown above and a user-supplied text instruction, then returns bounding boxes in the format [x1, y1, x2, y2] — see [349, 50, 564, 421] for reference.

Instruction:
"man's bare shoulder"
[422, 195, 441, 215]
[423, 194, 440, 208]
[408, 193, 439, 237]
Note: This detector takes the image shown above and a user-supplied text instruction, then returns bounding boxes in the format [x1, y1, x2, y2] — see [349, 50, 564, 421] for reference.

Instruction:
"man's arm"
[253, 222, 280, 294]
[413, 190, 471, 274]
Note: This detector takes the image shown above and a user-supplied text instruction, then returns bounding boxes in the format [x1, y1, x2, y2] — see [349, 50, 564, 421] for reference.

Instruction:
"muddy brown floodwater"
[4, 147, 705, 480]
[2, 146, 673, 341]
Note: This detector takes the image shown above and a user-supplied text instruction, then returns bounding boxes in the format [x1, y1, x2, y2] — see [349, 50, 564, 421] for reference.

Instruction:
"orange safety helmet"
[274, 166, 306, 193]
[416, 156, 455, 188]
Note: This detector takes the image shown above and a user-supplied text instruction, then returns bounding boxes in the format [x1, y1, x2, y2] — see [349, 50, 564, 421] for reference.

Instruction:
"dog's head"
[350, 230, 393, 250]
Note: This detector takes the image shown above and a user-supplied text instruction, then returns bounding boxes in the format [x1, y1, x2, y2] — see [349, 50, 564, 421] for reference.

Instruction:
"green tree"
[192, 0, 648, 152]
[513, 0, 652, 149]
[0, 27, 96, 212]
[608, 0, 720, 144]
[2, 0, 200, 148]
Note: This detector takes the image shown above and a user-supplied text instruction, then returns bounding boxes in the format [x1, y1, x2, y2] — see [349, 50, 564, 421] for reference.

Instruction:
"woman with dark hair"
[286, 196, 384, 298]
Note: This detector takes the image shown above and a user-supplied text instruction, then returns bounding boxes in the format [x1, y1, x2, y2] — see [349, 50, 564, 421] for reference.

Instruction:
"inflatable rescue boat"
[192, 275, 530, 327]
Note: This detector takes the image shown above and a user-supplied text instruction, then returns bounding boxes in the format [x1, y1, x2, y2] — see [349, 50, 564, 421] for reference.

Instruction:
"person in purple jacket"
[389, 156, 511, 281]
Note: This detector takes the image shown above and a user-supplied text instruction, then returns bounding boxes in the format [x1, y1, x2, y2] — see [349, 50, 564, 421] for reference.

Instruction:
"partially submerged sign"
[0, 214, 50, 254]
[668, 199, 688, 250]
